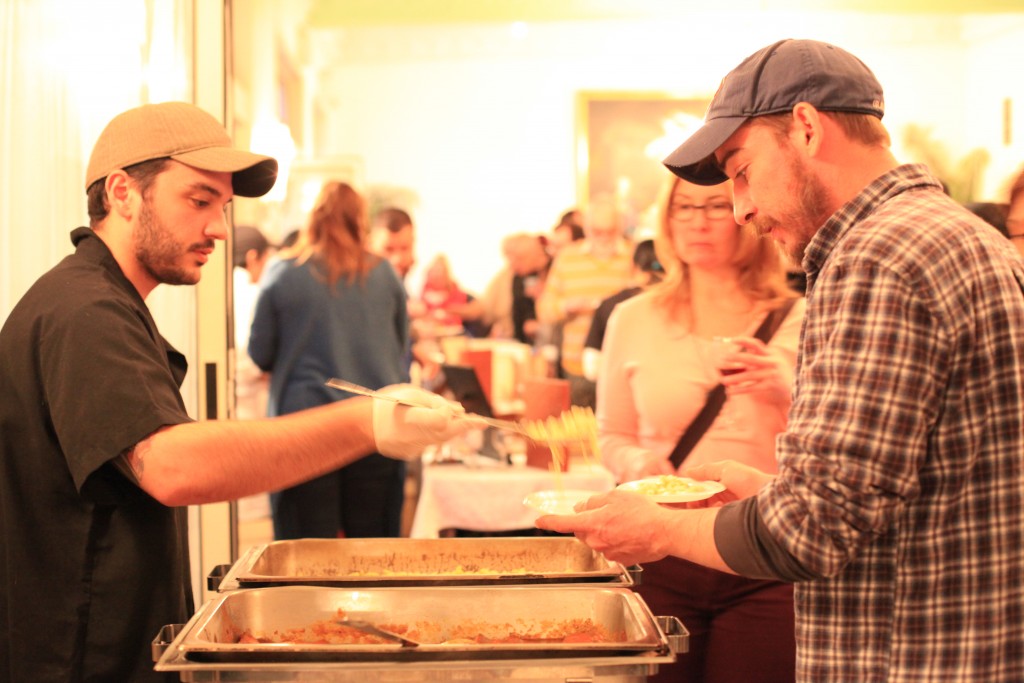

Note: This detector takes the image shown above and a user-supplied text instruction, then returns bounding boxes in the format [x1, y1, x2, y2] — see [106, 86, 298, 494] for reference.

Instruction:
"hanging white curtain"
[0, 0, 196, 399]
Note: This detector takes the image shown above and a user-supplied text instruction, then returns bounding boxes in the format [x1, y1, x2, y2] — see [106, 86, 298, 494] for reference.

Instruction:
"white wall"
[963, 16, 1024, 199]
[294, 11, 1024, 295]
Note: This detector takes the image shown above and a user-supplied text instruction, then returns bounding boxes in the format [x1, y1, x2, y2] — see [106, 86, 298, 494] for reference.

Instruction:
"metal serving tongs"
[333, 618, 420, 648]
[325, 378, 600, 457]
[325, 378, 528, 436]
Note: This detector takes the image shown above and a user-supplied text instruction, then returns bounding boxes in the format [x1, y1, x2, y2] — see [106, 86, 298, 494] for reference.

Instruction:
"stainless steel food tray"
[154, 585, 685, 676]
[209, 537, 637, 591]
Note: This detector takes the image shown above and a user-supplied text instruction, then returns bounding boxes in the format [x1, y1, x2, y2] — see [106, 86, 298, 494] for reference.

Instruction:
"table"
[410, 458, 615, 538]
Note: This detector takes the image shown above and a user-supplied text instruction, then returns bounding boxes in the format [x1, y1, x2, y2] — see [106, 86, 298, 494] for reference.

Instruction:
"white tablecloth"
[410, 460, 615, 538]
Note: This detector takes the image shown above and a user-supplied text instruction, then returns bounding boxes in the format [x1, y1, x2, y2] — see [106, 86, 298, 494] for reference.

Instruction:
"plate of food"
[616, 475, 725, 503]
[522, 489, 600, 516]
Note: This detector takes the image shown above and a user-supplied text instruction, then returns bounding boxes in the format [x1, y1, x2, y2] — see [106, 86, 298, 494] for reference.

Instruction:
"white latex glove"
[371, 384, 471, 460]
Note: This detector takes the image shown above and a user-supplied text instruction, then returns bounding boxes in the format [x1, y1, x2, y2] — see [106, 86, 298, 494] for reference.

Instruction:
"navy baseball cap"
[663, 39, 885, 185]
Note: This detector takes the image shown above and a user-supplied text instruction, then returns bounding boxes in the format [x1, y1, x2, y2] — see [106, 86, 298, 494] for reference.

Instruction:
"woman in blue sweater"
[249, 182, 411, 538]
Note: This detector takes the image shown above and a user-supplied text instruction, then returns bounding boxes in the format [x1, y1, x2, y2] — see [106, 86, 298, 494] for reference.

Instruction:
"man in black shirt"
[507, 233, 553, 344]
[581, 239, 663, 382]
[0, 102, 468, 682]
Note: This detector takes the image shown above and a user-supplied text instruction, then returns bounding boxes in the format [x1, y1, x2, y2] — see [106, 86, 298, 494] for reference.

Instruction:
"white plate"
[616, 475, 726, 503]
[522, 489, 600, 516]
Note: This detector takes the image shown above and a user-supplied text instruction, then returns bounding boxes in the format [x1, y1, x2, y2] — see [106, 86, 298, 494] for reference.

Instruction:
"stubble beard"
[753, 152, 833, 263]
[134, 198, 209, 286]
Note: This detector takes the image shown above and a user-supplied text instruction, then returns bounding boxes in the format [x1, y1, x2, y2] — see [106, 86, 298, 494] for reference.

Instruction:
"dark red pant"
[636, 556, 796, 683]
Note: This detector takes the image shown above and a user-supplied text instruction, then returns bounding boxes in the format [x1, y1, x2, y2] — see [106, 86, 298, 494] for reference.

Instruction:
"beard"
[752, 150, 832, 263]
[134, 198, 212, 286]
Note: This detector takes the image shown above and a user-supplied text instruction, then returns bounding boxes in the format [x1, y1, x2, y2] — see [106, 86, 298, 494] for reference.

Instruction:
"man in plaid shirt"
[539, 39, 1024, 681]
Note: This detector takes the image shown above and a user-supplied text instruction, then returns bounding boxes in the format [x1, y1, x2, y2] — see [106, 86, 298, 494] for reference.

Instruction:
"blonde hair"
[283, 181, 373, 286]
[424, 253, 458, 291]
[650, 174, 796, 324]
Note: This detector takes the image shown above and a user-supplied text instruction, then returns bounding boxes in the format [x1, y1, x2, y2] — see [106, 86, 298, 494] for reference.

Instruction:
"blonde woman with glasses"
[596, 173, 804, 682]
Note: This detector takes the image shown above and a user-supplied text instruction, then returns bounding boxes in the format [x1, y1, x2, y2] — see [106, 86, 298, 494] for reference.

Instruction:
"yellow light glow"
[646, 113, 706, 160]
[250, 117, 297, 203]
[509, 21, 529, 39]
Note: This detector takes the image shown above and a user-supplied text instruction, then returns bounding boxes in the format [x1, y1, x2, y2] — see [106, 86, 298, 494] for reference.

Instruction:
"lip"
[192, 248, 213, 265]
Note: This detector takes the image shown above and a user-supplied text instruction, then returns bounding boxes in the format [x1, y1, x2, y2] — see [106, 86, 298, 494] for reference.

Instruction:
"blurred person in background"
[248, 182, 412, 540]
[279, 227, 301, 250]
[232, 225, 275, 421]
[964, 201, 1008, 236]
[419, 253, 469, 330]
[456, 232, 553, 343]
[368, 206, 416, 283]
[367, 206, 442, 377]
[549, 207, 585, 256]
[597, 174, 803, 682]
[507, 232, 553, 344]
[447, 235, 517, 340]
[536, 209, 585, 374]
[537, 197, 634, 407]
[963, 167, 1024, 260]
[581, 238, 663, 383]
[232, 225, 276, 523]
[1006, 167, 1024, 259]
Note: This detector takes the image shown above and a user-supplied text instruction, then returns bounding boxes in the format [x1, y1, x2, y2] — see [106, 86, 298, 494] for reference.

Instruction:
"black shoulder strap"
[668, 298, 797, 468]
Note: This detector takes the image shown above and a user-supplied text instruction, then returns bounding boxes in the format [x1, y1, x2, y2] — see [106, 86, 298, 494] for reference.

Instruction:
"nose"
[206, 211, 229, 241]
[687, 210, 710, 231]
[733, 190, 756, 225]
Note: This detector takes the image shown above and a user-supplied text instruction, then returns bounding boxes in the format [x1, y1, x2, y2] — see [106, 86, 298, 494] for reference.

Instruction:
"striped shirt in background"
[536, 239, 633, 376]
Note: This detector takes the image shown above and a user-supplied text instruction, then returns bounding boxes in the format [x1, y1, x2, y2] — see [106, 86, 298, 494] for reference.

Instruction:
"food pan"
[155, 585, 681, 665]
[209, 537, 636, 591]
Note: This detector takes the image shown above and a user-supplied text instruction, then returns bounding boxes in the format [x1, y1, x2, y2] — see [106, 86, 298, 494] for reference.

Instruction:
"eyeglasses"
[669, 201, 734, 222]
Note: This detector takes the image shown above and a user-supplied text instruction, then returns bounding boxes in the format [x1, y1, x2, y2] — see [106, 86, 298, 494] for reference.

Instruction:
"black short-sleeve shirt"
[583, 286, 641, 351]
[0, 228, 194, 682]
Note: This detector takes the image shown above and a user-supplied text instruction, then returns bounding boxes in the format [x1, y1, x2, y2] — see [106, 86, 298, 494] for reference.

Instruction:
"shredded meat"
[235, 608, 621, 645]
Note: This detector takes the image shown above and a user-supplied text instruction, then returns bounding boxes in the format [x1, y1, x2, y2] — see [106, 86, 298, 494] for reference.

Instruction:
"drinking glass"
[709, 336, 744, 429]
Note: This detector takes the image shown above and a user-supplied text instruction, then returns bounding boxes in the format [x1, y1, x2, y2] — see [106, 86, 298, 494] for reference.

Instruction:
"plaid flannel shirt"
[759, 165, 1024, 681]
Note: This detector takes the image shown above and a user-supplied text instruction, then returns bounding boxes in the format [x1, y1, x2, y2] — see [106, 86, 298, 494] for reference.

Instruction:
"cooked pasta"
[520, 406, 600, 473]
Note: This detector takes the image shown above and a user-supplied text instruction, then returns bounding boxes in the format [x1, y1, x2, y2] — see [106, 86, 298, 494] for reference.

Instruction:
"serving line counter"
[154, 585, 686, 682]
[163, 537, 686, 681]
[410, 458, 616, 538]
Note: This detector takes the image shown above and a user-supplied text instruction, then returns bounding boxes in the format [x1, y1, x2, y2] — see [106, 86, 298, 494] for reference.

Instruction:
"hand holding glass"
[709, 337, 744, 429]
[710, 337, 745, 378]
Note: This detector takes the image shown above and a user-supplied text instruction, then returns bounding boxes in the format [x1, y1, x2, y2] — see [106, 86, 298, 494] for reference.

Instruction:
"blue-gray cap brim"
[662, 39, 885, 187]
[662, 115, 747, 186]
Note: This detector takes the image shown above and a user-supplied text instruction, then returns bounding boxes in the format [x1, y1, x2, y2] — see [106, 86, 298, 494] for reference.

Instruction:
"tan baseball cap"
[85, 101, 278, 197]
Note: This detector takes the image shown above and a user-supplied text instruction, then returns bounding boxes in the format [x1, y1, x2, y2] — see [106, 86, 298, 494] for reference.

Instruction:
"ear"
[789, 102, 825, 158]
[105, 169, 137, 219]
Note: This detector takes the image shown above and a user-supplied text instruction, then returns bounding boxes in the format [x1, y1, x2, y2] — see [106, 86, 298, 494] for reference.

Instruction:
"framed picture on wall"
[576, 91, 711, 237]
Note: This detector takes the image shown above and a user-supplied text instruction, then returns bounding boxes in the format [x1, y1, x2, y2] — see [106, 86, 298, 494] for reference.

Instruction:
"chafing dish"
[209, 537, 638, 591]
[154, 585, 686, 682]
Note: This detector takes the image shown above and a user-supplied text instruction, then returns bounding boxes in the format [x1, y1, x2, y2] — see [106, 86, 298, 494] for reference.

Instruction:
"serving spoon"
[333, 619, 420, 648]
